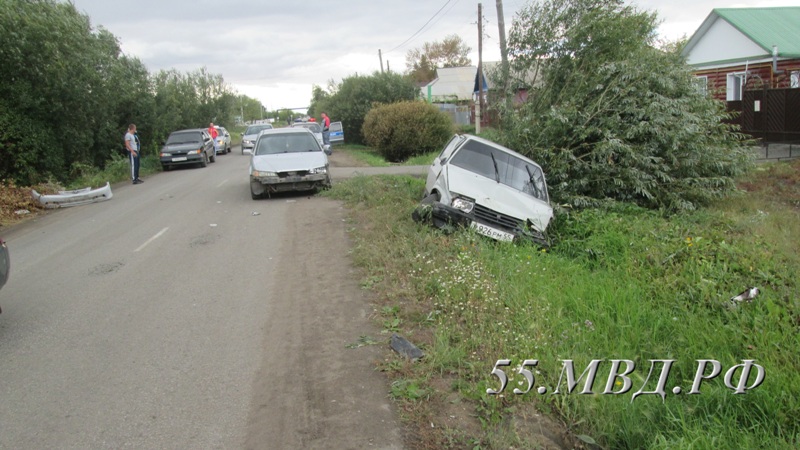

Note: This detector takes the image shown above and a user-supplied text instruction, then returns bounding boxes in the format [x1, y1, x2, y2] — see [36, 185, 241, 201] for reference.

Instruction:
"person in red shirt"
[321, 112, 331, 148]
[208, 122, 219, 156]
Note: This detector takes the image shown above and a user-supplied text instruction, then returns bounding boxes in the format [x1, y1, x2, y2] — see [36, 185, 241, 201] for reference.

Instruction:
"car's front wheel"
[162, 164, 171, 172]
[200, 153, 208, 168]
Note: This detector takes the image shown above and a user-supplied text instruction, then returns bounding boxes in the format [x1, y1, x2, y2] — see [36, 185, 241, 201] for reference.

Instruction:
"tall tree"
[497, 0, 751, 211]
[405, 34, 472, 84]
[324, 72, 419, 145]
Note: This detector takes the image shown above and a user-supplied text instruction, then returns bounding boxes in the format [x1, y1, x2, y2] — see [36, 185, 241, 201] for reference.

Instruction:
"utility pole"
[379, 49, 384, 73]
[476, 3, 483, 134]
[496, 0, 510, 104]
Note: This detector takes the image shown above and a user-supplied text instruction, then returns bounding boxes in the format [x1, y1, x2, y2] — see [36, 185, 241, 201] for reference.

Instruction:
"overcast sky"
[67, 0, 800, 113]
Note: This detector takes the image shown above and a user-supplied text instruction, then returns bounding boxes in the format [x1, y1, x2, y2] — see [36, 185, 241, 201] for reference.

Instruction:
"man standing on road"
[125, 123, 143, 184]
[321, 112, 331, 149]
[208, 122, 219, 157]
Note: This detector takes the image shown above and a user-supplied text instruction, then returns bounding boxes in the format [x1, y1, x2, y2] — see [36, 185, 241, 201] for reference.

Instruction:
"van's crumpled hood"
[251, 152, 328, 173]
[444, 165, 553, 232]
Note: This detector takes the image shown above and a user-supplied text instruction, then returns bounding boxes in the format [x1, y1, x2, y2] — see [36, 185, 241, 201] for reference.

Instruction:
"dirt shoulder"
[244, 195, 405, 449]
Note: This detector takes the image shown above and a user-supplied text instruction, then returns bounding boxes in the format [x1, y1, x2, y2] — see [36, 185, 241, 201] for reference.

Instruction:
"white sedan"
[245, 128, 332, 199]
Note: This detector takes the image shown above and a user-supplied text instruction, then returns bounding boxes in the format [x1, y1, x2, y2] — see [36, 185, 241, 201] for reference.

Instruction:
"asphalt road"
[0, 147, 404, 449]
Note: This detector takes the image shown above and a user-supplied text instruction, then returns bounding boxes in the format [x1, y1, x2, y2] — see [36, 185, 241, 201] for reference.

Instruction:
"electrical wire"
[386, 0, 456, 54]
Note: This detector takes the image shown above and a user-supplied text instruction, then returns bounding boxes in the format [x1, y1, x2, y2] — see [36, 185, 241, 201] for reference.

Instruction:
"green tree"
[324, 72, 419, 145]
[405, 34, 472, 84]
[307, 84, 333, 119]
[0, 0, 155, 183]
[497, 0, 751, 211]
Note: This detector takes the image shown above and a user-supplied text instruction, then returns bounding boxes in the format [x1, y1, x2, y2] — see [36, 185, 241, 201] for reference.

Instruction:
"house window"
[791, 71, 799, 89]
[693, 76, 708, 95]
[726, 72, 746, 101]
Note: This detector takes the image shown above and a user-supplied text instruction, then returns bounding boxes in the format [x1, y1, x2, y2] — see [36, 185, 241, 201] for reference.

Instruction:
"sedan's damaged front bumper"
[415, 201, 549, 247]
[250, 173, 331, 195]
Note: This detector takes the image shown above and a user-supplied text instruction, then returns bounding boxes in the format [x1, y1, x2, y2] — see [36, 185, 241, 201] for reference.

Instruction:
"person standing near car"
[125, 123, 143, 184]
[321, 112, 331, 148]
[208, 122, 219, 156]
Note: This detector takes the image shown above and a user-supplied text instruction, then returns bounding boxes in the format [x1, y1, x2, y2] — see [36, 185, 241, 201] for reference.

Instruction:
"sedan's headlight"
[252, 170, 278, 177]
[160, 152, 171, 157]
[188, 148, 203, 155]
[309, 166, 328, 174]
[243, 139, 253, 145]
[451, 196, 475, 213]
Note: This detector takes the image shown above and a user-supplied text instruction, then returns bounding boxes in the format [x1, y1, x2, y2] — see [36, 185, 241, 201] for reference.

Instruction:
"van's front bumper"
[427, 202, 549, 247]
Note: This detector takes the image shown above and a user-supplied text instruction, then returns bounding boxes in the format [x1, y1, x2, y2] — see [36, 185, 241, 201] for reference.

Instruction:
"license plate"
[172, 157, 187, 162]
[285, 176, 304, 183]
[470, 222, 515, 242]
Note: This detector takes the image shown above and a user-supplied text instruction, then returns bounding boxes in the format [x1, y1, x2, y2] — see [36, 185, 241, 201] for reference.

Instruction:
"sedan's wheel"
[250, 188, 261, 200]
[200, 153, 208, 167]
[210, 151, 216, 163]
[161, 164, 171, 172]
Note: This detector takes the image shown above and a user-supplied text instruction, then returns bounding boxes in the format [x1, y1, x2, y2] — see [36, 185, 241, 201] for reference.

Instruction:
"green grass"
[66, 154, 163, 189]
[336, 144, 437, 167]
[323, 159, 800, 449]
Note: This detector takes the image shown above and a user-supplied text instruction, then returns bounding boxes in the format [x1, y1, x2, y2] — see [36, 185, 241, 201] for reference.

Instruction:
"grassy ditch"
[336, 144, 438, 167]
[323, 159, 800, 449]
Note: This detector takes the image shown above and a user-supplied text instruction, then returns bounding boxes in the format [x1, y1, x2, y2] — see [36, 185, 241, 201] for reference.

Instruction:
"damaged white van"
[412, 134, 553, 247]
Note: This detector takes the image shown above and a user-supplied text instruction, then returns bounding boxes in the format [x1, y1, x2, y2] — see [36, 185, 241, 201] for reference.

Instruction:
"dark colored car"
[0, 238, 9, 314]
[160, 128, 216, 170]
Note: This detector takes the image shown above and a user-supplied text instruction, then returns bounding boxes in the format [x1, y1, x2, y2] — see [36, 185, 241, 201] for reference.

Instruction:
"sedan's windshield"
[166, 132, 202, 145]
[449, 141, 549, 202]
[245, 124, 273, 135]
[255, 134, 321, 155]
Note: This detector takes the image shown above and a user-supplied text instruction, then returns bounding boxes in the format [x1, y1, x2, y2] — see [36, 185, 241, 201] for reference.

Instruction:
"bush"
[362, 101, 454, 162]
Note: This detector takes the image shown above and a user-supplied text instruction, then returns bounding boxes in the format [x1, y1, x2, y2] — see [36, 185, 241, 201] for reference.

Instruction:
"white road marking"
[135, 227, 169, 252]
[217, 179, 228, 188]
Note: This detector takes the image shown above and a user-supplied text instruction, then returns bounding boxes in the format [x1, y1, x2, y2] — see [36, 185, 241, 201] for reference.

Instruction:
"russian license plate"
[470, 222, 515, 242]
[172, 157, 187, 162]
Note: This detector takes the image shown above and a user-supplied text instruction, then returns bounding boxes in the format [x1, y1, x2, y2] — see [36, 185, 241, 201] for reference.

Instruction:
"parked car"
[160, 128, 216, 170]
[328, 121, 344, 145]
[214, 125, 232, 154]
[290, 122, 325, 150]
[0, 238, 9, 314]
[413, 134, 553, 247]
[241, 123, 274, 154]
[246, 128, 332, 199]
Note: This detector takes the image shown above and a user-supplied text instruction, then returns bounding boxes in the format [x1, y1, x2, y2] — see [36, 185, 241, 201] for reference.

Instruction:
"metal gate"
[731, 88, 800, 143]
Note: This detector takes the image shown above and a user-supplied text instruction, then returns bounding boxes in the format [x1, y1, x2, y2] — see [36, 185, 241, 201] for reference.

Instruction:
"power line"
[386, 0, 455, 54]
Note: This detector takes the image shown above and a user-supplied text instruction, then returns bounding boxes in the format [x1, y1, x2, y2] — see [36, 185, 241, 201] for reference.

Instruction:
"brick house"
[681, 7, 800, 142]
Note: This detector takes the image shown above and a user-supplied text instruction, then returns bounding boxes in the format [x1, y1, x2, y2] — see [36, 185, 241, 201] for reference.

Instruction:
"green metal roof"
[714, 7, 800, 58]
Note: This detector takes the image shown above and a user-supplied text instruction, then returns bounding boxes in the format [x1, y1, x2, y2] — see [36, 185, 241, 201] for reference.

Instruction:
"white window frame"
[694, 76, 708, 96]
[726, 72, 746, 101]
